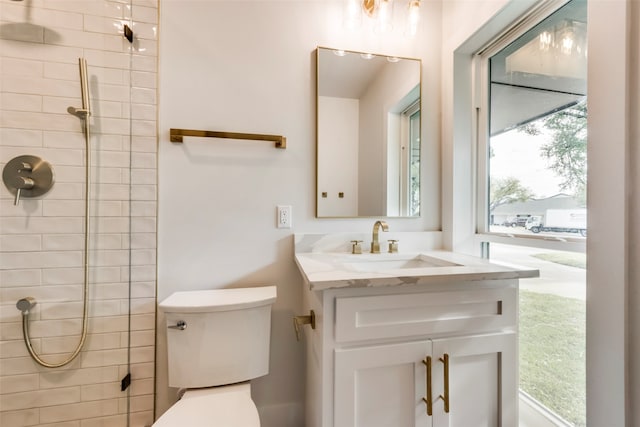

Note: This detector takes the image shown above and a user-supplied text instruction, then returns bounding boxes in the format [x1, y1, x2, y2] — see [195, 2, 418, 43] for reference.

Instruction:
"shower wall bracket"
[2, 155, 55, 205]
[123, 24, 133, 43]
[169, 128, 287, 149]
[121, 373, 131, 391]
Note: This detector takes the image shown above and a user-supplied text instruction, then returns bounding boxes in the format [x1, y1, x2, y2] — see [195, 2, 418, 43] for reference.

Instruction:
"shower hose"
[16, 58, 92, 368]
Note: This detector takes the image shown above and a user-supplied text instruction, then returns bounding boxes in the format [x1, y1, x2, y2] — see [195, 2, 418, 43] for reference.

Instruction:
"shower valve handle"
[14, 176, 35, 205]
[12, 162, 34, 205]
[2, 155, 54, 206]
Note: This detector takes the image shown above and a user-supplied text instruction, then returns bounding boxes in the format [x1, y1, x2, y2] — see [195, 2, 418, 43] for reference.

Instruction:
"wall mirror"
[316, 47, 421, 218]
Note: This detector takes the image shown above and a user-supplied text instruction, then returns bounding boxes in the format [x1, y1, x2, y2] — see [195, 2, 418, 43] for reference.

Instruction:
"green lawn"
[520, 290, 586, 426]
[532, 252, 586, 269]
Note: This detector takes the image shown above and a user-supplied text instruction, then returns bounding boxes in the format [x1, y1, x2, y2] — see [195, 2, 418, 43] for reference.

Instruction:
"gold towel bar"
[169, 128, 286, 149]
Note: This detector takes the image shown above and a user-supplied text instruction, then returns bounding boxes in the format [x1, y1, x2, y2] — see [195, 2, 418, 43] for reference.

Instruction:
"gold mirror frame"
[316, 47, 422, 218]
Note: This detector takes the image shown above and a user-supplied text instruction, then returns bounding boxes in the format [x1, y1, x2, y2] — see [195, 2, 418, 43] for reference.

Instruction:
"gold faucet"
[371, 220, 389, 253]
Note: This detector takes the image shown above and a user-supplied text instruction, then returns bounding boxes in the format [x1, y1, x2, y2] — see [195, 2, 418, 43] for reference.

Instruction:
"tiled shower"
[0, 0, 157, 425]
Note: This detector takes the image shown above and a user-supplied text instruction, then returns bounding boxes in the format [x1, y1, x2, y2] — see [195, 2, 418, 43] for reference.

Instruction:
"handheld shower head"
[67, 58, 91, 118]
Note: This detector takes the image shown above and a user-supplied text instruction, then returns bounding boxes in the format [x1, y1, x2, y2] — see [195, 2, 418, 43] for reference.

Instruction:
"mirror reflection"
[316, 47, 421, 218]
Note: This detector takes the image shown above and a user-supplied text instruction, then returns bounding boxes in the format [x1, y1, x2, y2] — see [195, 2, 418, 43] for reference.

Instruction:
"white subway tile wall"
[0, 0, 157, 426]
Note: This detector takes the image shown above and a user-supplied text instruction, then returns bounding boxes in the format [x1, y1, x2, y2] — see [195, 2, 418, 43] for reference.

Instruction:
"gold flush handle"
[293, 310, 316, 341]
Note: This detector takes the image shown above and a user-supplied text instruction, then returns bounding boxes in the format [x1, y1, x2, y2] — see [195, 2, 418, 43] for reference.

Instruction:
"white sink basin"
[344, 254, 460, 272]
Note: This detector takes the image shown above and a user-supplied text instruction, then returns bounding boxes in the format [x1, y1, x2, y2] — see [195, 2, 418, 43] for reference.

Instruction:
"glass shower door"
[0, 0, 157, 425]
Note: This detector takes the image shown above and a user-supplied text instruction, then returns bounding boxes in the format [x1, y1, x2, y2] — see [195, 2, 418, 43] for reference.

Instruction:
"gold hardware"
[322, 192, 327, 198]
[361, 0, 396, 17]
[169, 128, 286, 149]
[439, 353, 450, 413]
[338, 192, 344, 198]
[293, 310, 316, 341]
[351, 240, 363, 254]
[362, 0, 376, 16]
[3, 155, 55, 206]
[370, 220, 389, 253]
[422, 356, 433, 416]
[388, 239, 399, 253]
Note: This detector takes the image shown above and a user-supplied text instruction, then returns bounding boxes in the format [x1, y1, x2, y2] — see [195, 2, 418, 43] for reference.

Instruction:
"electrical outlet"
[277, 205, 292, 229]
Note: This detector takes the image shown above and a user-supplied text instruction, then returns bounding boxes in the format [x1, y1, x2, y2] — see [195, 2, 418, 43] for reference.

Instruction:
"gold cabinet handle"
[439, 353, 450, 413]
[422, 356, 433, 416]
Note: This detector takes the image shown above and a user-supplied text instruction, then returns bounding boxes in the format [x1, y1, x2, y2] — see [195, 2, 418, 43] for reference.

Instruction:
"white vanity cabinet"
[302, 280, 519, 427]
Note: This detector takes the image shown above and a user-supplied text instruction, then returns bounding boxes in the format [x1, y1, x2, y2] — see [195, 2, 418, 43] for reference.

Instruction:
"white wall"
[0, 0, 158, 426]
[157, 0, 441, 425]
[585, 0, 632, 424]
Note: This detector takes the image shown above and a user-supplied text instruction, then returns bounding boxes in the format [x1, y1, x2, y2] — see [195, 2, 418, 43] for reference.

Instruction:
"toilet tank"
[159, 286, 277, 388]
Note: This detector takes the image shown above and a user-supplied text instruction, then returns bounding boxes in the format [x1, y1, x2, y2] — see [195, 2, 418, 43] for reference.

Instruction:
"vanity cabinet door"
[334, 340, 432, 427]
[430, 332, 517, 427]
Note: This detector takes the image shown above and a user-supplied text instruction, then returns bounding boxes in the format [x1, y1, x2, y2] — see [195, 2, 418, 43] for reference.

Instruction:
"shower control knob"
[13, 176, 35, 205]
[2, 155, 54, 206]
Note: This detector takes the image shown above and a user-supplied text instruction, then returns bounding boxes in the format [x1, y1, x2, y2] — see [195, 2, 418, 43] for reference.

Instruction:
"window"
[401, 103, 420, 216]
[475, 1, 587, 425]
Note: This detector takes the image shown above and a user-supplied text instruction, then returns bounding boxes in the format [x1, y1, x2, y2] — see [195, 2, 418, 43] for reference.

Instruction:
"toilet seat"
[153, 383, 260, 427]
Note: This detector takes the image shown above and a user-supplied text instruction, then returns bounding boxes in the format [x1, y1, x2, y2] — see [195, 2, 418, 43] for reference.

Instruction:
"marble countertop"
[294, 250, 540, 291]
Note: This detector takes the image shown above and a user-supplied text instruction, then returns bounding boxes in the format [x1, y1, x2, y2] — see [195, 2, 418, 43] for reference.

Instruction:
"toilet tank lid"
[159, 286, 277, 313]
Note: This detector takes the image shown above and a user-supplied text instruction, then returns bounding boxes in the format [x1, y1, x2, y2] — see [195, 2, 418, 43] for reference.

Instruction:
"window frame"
[400, 101, 421, 217]
[473, 3, 590, 424]
[447, 0, 630, 423]
[472, 0, 586, 255]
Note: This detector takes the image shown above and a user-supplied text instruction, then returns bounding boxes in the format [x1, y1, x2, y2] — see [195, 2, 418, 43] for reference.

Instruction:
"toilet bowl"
[154, 286, 277, 427]
[152, 383, 259, 427]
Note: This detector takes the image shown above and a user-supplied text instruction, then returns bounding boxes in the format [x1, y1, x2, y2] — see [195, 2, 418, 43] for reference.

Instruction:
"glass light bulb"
[406, 0, 420, 37]
[561, 34, 574, 55]
[343, 0, 362, 31]
[539, 31, 552, 51]
[374, 0, 393, 34]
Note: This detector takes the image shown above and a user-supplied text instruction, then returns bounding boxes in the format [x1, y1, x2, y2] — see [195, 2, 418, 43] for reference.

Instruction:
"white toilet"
[154, 286, 277, 427]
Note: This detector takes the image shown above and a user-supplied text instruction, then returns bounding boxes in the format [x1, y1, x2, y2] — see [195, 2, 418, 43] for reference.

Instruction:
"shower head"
[67, 58, 91, 119]
[0, 0, 62, 43]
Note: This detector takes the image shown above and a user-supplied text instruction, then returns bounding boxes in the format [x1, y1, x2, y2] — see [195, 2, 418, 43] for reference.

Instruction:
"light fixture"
[538, 31, 552, 51]
[537, 20, 586, 57]
[506, 19, 586, 80]
[343, 0, 421, 37]
[558, 23, 576, 56]
[406, 0, 420, 36]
